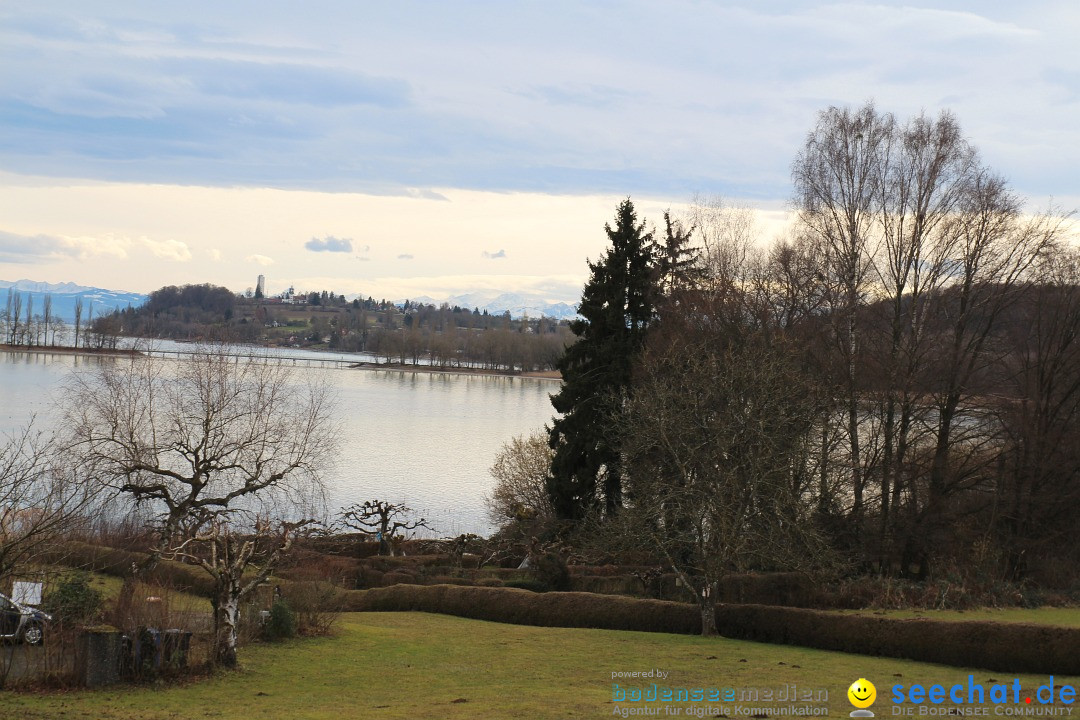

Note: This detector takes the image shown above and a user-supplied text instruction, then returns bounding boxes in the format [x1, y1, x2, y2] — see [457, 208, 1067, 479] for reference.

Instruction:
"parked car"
[0, 592, 51, 645]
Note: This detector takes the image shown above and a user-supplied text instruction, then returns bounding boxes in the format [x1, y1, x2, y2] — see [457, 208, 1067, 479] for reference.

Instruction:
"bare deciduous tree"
[684, 194, 758, 292]
[172, 513, 313, 666]
[618, 330, 829, 635]
[41, 294, 53, 348]
[994, 247, 1080, 578]
[0, 423, 100, 582]
[485, 432, 555, 531]
[64, 347, 337, 667]
[339, 500, 433, 556]
[5, 291, 23, 345]
[908, 178, 1064, 576]
[793, 102, 895, 531]
[868, 109, 977, 562]
[73, 297, 83, 349]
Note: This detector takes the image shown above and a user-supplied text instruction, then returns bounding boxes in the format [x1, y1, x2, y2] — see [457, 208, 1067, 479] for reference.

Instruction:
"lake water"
[0, 346, 559, 536]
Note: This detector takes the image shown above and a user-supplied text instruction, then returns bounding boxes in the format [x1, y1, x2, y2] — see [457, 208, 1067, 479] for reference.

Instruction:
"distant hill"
[0, 279, 578, 324]
[0, 279, 148, 322]
[400, 291, 579, 320]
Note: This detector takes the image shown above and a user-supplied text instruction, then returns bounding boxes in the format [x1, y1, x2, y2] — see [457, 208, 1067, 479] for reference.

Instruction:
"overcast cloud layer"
[0, 1, 1077, 299]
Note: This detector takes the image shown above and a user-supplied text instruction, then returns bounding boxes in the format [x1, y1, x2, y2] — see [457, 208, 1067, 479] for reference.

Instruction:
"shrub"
[357, 568, 385, 589]
[284, 581, 346, 636]
[534, 552, 570, 591]
[264, 599, 296, 641]
[43, 572, 104, 626]
[277, 549, 362, 585]
[380, 571, 416, 586]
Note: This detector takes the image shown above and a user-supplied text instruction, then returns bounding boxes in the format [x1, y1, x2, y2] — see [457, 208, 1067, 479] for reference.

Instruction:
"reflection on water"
[0, 349, 558, 535]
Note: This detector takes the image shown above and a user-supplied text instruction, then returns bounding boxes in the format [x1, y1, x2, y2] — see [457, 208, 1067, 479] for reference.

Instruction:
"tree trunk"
[846, 301, 863, 533]
[700, 594, 719, 636]
[699, 582, 717, 639]
[880, 395, 895, 570]
[214, 589, 241, 668]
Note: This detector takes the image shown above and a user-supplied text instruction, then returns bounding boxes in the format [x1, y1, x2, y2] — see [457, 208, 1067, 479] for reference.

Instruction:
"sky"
[1, 1, 1078, 302]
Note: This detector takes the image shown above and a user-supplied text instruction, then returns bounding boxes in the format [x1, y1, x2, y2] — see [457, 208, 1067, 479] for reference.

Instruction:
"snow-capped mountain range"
[0, 279, 148, 323]
[401, 291, 578, 320]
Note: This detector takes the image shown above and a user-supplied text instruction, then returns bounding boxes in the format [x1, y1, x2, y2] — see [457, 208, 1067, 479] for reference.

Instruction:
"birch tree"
[793, 102, 894, 532]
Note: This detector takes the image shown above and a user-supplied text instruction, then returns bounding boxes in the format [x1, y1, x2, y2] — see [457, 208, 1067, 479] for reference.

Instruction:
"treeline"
[548, 103, 1080, 589]
[361, 325, 568, 372]
[0, 290, 105, 349]
[92, 283, 573, 373]
[2, 290, 67, 347]
[330, 302, 570, 371]
[96, 284, 242, 342]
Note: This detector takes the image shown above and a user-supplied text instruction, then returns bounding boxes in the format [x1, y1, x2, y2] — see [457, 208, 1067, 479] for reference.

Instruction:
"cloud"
[142, 236, 191, 261]
[0, 230, 64, 263]
[206, 248, 223, 261]
[174, 58, 412, 109]
[482, 249, 507, 259]
[403, 188, 450, 201]
[0, 3, 1076, 204]
[0, 230, 133, 262]
[397, 253, 414, 260]
[526, 83, 637, 109]
[305, 236, 353, 253]
[375, 273, 585, 303]
[287, 272, 586, 304]
[246, 254, 275, 266]
[61, 234, 132, 260]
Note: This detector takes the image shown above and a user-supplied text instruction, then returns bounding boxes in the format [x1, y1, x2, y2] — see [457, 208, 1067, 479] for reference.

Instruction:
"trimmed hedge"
[346, 584, 699, 634]
[346, 584, 1080, 674]
[40, 541, 214, 596]
[362, 555, 451, 572]
[716, 604, 1080, 675]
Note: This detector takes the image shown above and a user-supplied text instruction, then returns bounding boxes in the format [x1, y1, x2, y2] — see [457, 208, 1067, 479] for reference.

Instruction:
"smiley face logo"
[848, 678, 877, 709]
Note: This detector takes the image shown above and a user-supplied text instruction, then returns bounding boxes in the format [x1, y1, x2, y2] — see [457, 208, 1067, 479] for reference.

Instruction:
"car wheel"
[21, 623, 44, 646]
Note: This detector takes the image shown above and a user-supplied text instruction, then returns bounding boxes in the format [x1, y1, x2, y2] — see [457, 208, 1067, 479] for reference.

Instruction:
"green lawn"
[85, 571, 212, 612]
[3, 612, 1078, 719]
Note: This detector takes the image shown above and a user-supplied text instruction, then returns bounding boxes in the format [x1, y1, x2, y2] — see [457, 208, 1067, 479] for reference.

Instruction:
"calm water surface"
[0, 348, 558, 535]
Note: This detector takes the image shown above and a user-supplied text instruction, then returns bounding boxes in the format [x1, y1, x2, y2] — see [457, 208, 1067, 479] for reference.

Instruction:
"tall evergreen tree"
[655, 210, 704, 296]
[547, 199, 659, 521]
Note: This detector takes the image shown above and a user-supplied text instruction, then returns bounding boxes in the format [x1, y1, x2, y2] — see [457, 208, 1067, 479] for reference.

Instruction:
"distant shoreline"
[0, 342, 561, 381]
[348, 360, 562, 381]
[0, 343, 141, 358]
